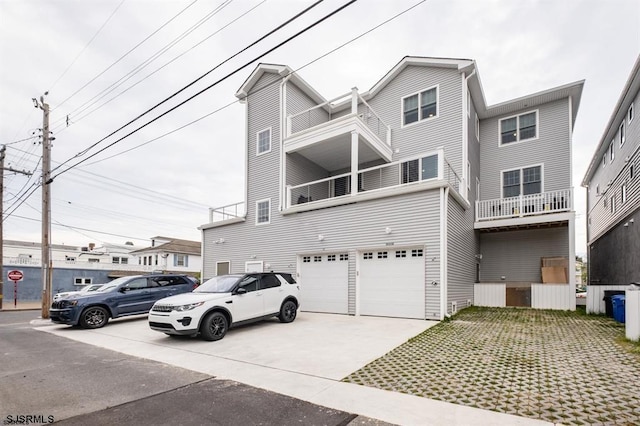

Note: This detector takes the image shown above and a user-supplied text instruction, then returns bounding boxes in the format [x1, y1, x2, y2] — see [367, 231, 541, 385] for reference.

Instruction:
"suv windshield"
[195, 275, 242, 293]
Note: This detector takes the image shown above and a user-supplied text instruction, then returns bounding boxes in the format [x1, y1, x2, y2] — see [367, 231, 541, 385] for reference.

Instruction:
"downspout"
[279, 74, 292, 211]
[462, 69, 476, 201]
[440, 186, 450, 319]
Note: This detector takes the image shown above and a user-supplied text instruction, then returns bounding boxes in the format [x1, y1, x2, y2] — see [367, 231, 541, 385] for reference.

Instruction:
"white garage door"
[359, 248, 425, 319]
[299, 253, 349, 314]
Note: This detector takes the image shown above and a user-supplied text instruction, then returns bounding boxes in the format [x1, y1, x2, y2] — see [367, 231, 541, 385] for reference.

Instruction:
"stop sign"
[7, 270, 23, 282]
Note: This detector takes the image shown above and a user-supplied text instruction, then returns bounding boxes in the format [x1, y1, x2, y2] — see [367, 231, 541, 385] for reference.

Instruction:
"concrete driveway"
[36, 312, 550, 425]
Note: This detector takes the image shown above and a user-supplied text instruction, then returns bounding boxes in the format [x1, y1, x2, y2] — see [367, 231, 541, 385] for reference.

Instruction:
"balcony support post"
[351, 87, 358, 114]
[351, 130, 359, 196]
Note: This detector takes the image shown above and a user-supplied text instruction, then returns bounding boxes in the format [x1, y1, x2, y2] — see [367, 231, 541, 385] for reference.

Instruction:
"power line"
[52, 0, 201, 112]
[51, 0, 267, 132]
[49, 0, 126, 93]
[52, 0, 234, 127]
[49, 0, 330, 177]
[78, 0, 428, 167]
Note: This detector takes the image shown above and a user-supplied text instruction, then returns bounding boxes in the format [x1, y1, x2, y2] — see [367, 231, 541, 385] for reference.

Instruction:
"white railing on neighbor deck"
[475, 189, 572, 221]
[209, 202, 246, 223]
[287, 149, 461, 207]
[287, 88, 391, 146]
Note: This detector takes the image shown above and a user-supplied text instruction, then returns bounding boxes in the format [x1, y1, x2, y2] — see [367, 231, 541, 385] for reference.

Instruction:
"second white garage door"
[299, 253, 349, 314]
[359, 248, 425, 319]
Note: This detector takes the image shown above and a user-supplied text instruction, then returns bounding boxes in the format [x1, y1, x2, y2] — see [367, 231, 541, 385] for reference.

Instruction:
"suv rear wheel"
[200, 312, 228, 341]
[278, 300, 297, 323]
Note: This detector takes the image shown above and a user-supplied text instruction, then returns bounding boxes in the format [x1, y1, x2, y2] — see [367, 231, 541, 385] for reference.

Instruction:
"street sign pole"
[7, 270, 24, 308]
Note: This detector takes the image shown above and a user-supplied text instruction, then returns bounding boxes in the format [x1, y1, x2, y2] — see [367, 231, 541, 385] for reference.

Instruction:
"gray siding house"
[582, 55, 640, 289]
[200, 56, 583, 320]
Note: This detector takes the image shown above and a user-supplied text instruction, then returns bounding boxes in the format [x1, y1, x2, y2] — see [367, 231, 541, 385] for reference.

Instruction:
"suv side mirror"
[235, 288, 247, 295]
[119, 286, 130, 293]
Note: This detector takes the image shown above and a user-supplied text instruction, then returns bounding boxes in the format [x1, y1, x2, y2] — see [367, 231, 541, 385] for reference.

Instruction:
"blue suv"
[50, 274, 197, 329]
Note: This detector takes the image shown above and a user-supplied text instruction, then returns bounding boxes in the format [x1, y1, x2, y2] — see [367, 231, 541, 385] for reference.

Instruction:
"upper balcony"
[474, 189, 573, 230]
[284, 88, 393, 170]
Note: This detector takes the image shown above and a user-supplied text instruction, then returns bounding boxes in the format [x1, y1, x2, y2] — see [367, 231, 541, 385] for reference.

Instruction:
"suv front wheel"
[278, 300, 297, 323]
[79, 306, 109, 329]
[200, 311, 228, 341]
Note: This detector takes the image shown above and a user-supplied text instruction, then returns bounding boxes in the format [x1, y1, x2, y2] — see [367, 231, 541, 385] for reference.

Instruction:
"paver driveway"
[343, 307, 640, 425]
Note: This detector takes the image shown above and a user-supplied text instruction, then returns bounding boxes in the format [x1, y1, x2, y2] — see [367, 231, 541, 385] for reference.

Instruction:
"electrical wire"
[51, 0, 268, 133]
[52, 0, 201, 112]
[49, 0, 329, 176]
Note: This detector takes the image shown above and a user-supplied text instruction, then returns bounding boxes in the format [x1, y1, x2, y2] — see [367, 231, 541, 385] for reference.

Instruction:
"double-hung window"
[174, 254, 188, 267]
[502, 165, 542, 198]
[629, 103, 634, 124]
[257, 128, 271, 155]
[500, 111, 537, 145]
[609, 140, 615, 162]
[402, 86, 437, 126]
[256, 199, 270, 225]
[619, 122, 625, 147]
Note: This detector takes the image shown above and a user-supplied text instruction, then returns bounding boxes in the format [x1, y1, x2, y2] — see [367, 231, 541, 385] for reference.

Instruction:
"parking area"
[344, 307, 640, 425]
[36, 311, 549, 425]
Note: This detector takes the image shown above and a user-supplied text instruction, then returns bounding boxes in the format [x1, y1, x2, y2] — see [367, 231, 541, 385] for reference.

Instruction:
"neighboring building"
[200, 57, 583, 320]
[582, 55, 640, 287]
[130, 236, 202, 275]
[2, 240, 150, 304]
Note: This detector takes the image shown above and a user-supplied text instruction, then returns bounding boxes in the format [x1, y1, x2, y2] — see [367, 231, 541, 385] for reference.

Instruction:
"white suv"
[148, 272, 300, 341]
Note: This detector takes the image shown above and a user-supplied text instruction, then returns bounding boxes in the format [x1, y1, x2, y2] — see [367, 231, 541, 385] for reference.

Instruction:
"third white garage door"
[299, 253, 349, 314]
[359, 248, 425, 319]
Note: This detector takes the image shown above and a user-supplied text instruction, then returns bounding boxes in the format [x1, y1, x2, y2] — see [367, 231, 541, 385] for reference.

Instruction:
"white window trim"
[245, 260, 264, 273]
[74, 277, 92, 286]
[619, 122, 625, 147]
[216, 260, 231, 275]
[602, 152, 607, 168]
[498, 109, 539, 147]
[256, 127, 272, 156]
[467, 91, 471, 117]
[475, 113, 480, 142]
[476, 177, 480, 201]
[255, 198, 271, 225]
[621, 184, 627, 204]
[499, 163, 544, 199]
[628, 103, 634, 124]
[467, 161, 471, 190]
[400, 84, 439, 128]
[609, 140, 615, 162]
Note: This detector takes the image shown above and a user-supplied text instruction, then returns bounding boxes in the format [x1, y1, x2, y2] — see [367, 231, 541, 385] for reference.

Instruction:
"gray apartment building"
[200, 56, 583, 320]
[582, 55, 640, 287]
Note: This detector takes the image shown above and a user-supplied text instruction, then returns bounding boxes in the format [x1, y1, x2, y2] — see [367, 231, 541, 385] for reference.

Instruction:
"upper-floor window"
[256, 128, 271, 155]
[174, 254, 189, 267]
[401, 154, 438, 184]
[621, 184, 627, 205]
[596, 184, 600, 195]
[619, 122, 625, 147]
[74, 277, 92, 286]
[499, 111, 537, 145]
[610, 195, 616, 214]
[631, 163, 635, 179]
[609, 140, 615, 162]
[256, 198, 270, 225]
[402, 86, 437, 126]
[112, 256, 129, 264]
[602, 152, 607, 168]
[475, 113, 480, 141]
[629, 103, 634, 124]
[502, 165, 542, 198]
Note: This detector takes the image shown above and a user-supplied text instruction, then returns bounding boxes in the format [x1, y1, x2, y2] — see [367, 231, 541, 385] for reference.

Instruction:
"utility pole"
[0, 145, 33, 310]
[34, 94, 53, 318]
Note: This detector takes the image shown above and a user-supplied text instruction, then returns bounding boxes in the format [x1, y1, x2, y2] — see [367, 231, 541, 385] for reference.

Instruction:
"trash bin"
[603, 290, 625, 317]
[612, 294, 626, 323]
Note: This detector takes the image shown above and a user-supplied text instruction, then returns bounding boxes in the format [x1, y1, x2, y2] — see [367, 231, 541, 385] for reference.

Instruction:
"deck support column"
[351, 130, 358, 196]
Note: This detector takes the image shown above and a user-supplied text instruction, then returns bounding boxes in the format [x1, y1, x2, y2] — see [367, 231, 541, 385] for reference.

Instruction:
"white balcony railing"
[475, 189, 573, 222]
[287, 88, 391, 146]
[209, 202, 246, 223]
[286, 149, 461, 208]
[2, 256, 157, 272]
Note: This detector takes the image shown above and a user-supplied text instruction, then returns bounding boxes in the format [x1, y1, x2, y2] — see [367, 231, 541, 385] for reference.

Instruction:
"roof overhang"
[235, 63, 326, 107]
[581, 54, 640, 187]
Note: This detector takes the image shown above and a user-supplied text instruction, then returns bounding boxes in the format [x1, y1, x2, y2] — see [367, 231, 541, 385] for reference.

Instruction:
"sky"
[1, 0, 639, 256]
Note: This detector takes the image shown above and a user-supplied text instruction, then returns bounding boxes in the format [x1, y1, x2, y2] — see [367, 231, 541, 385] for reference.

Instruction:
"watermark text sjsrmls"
[3, 415, 54, 425]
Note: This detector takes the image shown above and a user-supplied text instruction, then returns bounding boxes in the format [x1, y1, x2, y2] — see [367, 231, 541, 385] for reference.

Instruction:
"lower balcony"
[475, 189, 573, 229]
[285, 149, 466, 212]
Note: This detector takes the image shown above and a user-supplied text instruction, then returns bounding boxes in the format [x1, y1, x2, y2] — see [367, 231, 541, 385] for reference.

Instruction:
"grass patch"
[615, 335, 640, 356]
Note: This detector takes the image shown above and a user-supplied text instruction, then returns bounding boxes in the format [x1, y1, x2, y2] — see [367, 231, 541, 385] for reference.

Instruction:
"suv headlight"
[63, 300, 79, 307]
[173, 302, 204, 312]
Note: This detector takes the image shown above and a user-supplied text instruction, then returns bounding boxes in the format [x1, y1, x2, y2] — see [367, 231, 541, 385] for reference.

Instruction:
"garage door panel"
[300, 254, 348, 314]
[360, 249, 425, 319]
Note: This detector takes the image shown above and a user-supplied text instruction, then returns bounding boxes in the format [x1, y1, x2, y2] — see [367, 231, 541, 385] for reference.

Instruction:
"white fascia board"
[235, 63, 290, 99]
[198, 217, 246, 231]
[582, 55, 640, 187]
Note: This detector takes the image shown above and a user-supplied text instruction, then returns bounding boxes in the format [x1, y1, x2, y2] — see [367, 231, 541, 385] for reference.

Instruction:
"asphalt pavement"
[0, 310, 382, 426]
